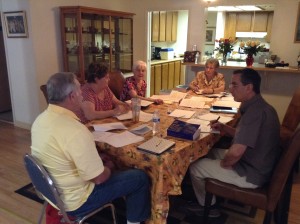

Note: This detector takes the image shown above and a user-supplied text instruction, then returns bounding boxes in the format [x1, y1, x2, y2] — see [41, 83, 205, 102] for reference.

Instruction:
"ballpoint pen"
[156, 139, 162, 147]
[208, 116, 220, 126]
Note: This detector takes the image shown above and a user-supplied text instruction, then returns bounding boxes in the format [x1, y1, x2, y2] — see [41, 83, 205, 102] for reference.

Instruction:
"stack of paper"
[151, 90, 187, 103]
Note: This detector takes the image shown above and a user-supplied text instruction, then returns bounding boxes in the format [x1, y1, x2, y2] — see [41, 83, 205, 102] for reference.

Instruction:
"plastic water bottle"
[195, 52, 200, 64]
[152, 109, 160, 136]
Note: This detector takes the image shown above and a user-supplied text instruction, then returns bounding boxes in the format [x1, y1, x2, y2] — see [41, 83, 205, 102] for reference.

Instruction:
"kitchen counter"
[183, 61, 300, 74]
[151, 57, 183, 65]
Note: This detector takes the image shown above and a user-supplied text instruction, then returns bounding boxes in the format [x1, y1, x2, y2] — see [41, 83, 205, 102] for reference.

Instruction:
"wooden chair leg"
[203, 192, 213, 224]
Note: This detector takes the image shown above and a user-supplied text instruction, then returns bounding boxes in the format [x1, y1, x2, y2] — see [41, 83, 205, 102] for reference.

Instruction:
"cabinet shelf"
[60, 6, 134, 83]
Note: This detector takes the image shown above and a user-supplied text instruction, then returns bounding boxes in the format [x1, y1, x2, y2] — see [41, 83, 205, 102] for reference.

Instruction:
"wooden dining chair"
[108, 70, 125, 100]
[203, 128, 300, 224]
[40, 84, 49, 104]
[280, 86, 300, 172]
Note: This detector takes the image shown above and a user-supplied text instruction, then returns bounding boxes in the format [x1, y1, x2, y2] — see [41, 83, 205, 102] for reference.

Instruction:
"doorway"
[0, 16, 13, 122]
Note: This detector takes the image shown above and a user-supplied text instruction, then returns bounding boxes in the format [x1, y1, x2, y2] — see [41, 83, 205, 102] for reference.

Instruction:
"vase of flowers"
[246, 54, 254, 67]
[215, 38, 235, 65]
[240, 40, 266, 67]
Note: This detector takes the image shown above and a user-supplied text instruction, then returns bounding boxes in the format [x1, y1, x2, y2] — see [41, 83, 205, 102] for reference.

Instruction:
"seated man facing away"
[31, 72, 150, 224]
[188, 68, 281, 217]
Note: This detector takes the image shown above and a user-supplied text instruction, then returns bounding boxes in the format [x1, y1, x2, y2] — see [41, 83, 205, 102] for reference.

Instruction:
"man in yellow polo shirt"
[31, 72, 150, 224]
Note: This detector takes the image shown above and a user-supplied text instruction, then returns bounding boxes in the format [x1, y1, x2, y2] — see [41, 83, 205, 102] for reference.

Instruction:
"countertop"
[182, 61, 300, 74]
[151, 57, 183, 65]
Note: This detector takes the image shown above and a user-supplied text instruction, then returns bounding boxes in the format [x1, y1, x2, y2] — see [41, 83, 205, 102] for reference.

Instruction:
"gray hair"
[205, 58, 220, 68]
[132, 60, 147, 71]
[47, 72, 78, 104]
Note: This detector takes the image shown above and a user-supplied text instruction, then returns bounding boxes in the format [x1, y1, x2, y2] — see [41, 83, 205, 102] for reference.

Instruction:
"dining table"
[90, 94, 238, 224]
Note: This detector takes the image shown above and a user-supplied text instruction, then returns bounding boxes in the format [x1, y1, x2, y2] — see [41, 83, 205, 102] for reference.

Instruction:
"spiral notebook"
[137, 136, 175, 155]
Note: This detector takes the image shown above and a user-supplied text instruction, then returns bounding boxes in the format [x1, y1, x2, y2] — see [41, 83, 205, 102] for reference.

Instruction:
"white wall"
[1, 0, 300, 127]
[0, 0, 39, 128]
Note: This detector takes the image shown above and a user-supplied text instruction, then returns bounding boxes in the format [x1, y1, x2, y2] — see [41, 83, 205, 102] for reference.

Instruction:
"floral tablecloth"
[92, 103, 234, 224]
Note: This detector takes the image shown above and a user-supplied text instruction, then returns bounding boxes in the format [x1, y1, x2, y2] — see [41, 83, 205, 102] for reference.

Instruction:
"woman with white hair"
[120, 60, 163, 104]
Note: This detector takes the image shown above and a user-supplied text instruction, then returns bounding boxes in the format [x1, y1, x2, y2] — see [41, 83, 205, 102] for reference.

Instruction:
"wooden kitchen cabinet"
[150, 60, 184, 95]
[236, 12, 252, 32]
[60, 6, 134, 83]
[159, 11, 166, 42]
[152, 11, 159, 42]
[235, 11, 273, 32]
[152, 11, 178, 42]
[224, 13, 237, 39]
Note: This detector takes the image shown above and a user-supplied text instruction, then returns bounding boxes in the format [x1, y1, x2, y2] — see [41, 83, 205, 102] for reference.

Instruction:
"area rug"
[15, 183, 257, 224]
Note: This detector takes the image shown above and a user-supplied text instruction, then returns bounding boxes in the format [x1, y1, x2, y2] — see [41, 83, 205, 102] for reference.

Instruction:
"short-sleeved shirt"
[233, 94, 280, 186]
[120, 76, 147, 101]
[190, 71, 225, 90]
[75, 84, 114, 124]
[31, 104, 104, 211]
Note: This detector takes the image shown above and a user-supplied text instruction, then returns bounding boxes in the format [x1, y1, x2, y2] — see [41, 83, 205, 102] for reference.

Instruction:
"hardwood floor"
[0, 120, 299, 224]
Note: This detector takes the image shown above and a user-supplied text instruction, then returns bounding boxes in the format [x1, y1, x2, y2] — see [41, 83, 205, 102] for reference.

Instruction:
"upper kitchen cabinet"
[152, 11, 178, 42]
[225, 11, 273, 41]
[236, 12, 273, 32]
[60, 6, 134, 83]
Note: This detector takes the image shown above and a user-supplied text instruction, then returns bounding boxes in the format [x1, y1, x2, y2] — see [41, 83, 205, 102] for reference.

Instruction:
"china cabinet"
[60, 6, 134, 82]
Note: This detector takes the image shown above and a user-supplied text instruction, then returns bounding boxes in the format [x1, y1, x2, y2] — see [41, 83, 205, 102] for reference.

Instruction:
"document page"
[169, 109, 195, 118]
[179, 99, 205, 109]
[92, 131, 144, 147]
[213, 100, 241, 108]
[116, 111, 152, 122]
[92, 122, 127, 132]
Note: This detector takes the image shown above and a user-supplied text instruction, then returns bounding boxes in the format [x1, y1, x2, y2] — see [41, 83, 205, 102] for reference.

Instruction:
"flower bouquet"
[239, 40, 266, 66]
[214, 38, 235, 64]
[239, 40, 266, 56]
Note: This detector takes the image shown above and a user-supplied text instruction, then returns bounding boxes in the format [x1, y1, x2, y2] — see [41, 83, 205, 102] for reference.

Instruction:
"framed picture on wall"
[3, 11, 28, 38]
[295, 3, 300, 42]
[205, 27, 216, 45]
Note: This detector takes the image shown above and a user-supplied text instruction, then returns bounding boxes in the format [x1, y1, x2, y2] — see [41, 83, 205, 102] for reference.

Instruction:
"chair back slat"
[267, 129, 300, 210]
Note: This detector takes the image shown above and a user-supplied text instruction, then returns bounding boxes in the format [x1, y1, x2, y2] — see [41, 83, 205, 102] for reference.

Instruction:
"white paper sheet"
[92, 122, 127, 132]
[126, 99, 153, 107]
[150, 90, 187, 103]
[213, 100, 241, 108]
[169, 109, 195, 118]
[92, 131, 144, 147]
[194, 113, 234, 124]
[116, 111, 153, 122]
[179, 98, 205, 108]
[186, 118, 220, 134]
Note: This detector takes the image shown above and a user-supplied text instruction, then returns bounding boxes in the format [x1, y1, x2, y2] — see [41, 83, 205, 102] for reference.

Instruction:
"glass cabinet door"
[113, 17, 133, 73]
[61, 7, 134, 82]
[62, 13, 81, 79]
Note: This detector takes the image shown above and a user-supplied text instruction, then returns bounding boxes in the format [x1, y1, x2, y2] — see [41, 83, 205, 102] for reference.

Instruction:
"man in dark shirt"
[188, 68, 280, 217]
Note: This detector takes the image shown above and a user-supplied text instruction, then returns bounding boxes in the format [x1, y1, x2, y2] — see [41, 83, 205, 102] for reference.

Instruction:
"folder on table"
[137, 136, 175, 155]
